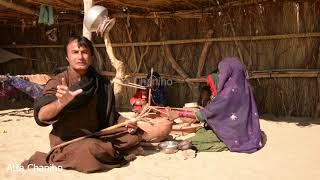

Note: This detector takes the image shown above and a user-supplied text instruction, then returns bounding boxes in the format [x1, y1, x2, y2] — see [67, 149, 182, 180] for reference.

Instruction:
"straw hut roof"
[0, 0, 294, 25]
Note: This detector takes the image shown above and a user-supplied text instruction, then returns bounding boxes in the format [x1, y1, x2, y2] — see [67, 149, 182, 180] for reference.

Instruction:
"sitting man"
[21, 35, 143, 173]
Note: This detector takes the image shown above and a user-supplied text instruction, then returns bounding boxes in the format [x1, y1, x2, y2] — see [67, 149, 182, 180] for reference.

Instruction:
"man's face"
[66, 40, 91, 72]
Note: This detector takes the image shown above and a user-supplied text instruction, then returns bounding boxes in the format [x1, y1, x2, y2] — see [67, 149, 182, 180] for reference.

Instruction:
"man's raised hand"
[56, 77, 83, 106]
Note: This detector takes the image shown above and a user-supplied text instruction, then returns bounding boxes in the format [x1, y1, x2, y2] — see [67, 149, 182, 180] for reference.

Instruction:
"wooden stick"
[2, 70, 319, 87]
[180, 0, 199, 9]
[127, 82, 146, 89]
[3, 32, 320, 49]
[164, 45, 189, 79]
[163, 45, 197, 97]
[110, 0, 158, 11]
[249, 72, 320, 78]
[220, 2, 244, 64]
[3, 70, 319, 86]
[125, 17, 138, 70]
[118, 82, 146, 89]
[135, 45, 149, 73]
[50, 105, 153, 151]
[197, 30, 214, 77]
[104, 33, 126, 95]
[172, 124, 203, 131]
[148, 68, 153, 106]
[118, 70, 320, 81]
[82, 0, 93, 40]
[151, 106, 187, 111]
[0, 0, 38, 16]
[50, 120, 135, 151]
[149, 106, 169, 115]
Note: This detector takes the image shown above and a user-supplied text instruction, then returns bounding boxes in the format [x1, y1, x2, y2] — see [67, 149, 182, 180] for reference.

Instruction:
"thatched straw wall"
[0, 2, 319, 117]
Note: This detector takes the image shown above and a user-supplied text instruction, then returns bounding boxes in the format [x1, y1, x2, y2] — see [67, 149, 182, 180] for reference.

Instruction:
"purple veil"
[199, 57, 262, 153]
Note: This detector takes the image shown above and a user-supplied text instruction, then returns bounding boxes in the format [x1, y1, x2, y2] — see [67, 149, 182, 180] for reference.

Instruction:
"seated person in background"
[197, 85, 212, 107]
[177, 57, 263, 153]
[130, 72, 167, 112]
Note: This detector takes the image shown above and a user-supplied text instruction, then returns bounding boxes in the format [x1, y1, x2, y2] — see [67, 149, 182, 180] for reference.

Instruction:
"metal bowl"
[84, 5, 109, 32]
[158, 141, 179, 154]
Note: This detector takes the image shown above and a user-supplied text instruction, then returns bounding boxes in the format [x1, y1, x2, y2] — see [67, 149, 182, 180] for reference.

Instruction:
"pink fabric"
[178, 110, 195, 118]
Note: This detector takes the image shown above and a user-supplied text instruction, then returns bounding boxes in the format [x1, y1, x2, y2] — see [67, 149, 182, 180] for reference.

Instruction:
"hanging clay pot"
[138, 117, 173, 142]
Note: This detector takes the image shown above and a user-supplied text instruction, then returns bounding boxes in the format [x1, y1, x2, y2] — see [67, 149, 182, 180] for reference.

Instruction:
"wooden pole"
[0, 0, 38, 16]
[110, 0, 158, 11]
[163, 45, 198, 99]
[135, 45, 149, 73]
[125, 17, 138, 70]
[148, 68, 153, 106]
[163, 45, 189, 79]
[50, 119, 138, 151]
[196, 30, 213, 77]
[100, 69, 320, 82]
[3, 32, 320, 49]
[104, 33, 126, 95]
[82, 0, 93, 40]
[1, 70, 319, 86]
[315, 75, 320, 119]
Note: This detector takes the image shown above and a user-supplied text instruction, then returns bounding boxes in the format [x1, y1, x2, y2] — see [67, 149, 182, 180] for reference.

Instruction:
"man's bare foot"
[124, 154, 136, 161]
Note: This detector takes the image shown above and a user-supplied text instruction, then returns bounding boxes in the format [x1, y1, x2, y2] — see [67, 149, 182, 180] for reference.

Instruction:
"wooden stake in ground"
[148, 68, 153, 106]
[104, 33, 126, 95]
[82, 0, 93, 40]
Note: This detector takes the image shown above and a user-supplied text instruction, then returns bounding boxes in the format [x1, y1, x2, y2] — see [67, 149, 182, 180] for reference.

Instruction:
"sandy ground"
[0, 108, 319, 180]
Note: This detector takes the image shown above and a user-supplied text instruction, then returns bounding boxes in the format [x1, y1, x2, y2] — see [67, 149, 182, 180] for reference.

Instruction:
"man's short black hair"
[65, 35, 94, 55]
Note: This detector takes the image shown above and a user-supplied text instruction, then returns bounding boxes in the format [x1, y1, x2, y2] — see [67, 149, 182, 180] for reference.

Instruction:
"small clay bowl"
[158, 141, 179, 154]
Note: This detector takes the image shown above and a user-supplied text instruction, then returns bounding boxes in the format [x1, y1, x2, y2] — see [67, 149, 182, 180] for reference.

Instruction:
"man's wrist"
[56, 99, 67, 110]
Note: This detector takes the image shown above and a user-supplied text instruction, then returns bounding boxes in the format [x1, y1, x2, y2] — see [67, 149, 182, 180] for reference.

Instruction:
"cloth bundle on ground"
[188, 128, 228, 152]
[6, 75, 43, 99]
